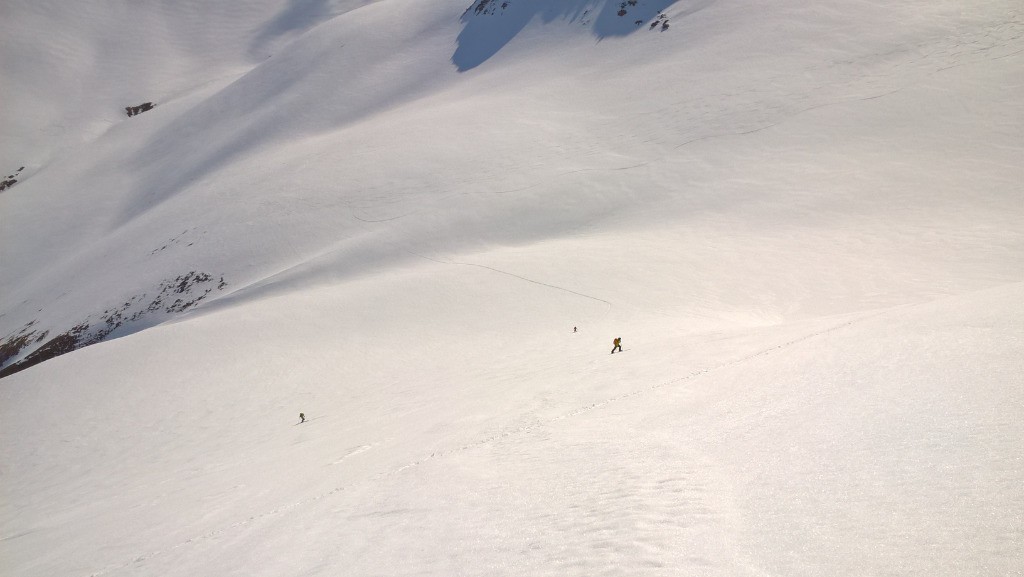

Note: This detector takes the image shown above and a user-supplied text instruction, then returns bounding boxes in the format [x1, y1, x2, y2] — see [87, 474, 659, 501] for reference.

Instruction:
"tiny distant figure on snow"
[299, 412, 306, 423]
[611, 337, 622, 354]
[574, 326, 577, 333]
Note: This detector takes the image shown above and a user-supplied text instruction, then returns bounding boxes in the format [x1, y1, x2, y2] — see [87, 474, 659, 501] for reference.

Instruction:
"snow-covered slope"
[1, 0, 1022, 575]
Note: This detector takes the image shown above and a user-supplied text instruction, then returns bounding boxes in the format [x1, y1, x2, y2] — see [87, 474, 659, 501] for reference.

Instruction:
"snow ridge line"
[83, 309, 884, 577]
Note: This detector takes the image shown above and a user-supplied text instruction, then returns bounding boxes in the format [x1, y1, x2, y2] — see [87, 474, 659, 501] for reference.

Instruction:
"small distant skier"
[611, 337, 622, 354]
[299, 412, 306, 423]
[574, 326, 577, 333]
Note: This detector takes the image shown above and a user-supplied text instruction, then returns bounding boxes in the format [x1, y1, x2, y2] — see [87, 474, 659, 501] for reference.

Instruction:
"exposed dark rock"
[0, 328, 40, 368]
[0, 166, 24, 192]
[0, 271, 228, 378]
[649, 12, 670, 31]
[125, 102, 155, 117]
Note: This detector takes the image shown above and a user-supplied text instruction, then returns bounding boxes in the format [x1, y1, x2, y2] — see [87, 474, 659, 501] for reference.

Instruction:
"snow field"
[1, 0, 1023, 575]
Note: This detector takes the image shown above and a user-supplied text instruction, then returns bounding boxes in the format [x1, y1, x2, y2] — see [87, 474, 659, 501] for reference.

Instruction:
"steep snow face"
[453, 0, 685, 70]
[0, 0, 467, 372]
[1, 0, 1023, 575]
[3, 0, 1022, 373]
[0, 0, 381, 167]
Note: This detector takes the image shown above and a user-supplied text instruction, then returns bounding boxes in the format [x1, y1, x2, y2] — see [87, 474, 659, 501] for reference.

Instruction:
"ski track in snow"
[83, 307, 887, 577]
[329, 443, 375, 465]
[405, 250, 615, 308]
[672, 88, 906, 151]
[4, 3, 1020, 576]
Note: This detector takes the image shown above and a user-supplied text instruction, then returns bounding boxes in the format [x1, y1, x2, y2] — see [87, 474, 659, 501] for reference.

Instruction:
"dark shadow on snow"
[453, 0, 696, 71]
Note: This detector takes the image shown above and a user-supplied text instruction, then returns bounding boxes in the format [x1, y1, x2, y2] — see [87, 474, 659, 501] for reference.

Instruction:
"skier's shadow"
[294, 415, 326, 425]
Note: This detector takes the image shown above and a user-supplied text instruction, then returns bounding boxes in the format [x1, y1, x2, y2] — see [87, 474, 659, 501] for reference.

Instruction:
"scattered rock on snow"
[0, 271, 228, 378]
[125, 102, 155, 117]
[0, 166, 25, 192]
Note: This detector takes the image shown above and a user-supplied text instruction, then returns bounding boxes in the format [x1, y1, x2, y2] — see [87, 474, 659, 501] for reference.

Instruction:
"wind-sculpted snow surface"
[0, 0, 1023, 575]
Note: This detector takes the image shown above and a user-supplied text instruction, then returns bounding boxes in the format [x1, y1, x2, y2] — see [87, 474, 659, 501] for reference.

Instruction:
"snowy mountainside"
[3, 0, 1022, 374]
[1, 0, 464, 373]
[1, 0, 1023, 575]
[454, 0, 683, 70]
[0, 0, 380, 167]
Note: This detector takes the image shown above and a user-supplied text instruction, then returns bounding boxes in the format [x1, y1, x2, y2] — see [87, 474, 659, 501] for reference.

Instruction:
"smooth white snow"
[1, 0, 1022, 575]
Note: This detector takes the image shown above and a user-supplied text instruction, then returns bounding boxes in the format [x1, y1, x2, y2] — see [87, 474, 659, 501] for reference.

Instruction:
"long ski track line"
[86, 308, 887, 577]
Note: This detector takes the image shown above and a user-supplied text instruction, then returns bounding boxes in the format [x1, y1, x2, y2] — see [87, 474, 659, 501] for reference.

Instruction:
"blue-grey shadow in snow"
[249, 0, 335, 57]
[453, 0, 685, 71]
